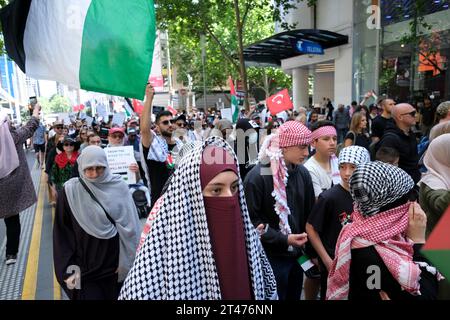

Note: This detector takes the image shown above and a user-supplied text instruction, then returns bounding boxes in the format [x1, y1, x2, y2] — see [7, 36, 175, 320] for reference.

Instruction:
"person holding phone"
[0, 103, 41, 265]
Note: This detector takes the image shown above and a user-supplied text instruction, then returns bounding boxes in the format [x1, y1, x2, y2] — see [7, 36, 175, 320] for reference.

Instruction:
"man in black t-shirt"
[140, 84, 178, 207]
[371, 98, 395, 144]
[306, 145, 371, 299]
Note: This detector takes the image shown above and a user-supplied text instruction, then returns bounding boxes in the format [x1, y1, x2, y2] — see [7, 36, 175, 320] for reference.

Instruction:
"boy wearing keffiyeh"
[244, 120, 316, 300]
[306, 146, 370, 300]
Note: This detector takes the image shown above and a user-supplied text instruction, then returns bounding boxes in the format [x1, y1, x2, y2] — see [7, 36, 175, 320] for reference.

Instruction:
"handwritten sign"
[105, 146, 137, 184]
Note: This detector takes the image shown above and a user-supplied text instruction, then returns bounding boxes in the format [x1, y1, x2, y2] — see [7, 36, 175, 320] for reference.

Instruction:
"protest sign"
[105, 146, 137, 184]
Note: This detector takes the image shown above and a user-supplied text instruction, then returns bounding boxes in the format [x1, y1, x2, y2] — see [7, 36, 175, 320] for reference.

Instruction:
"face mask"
[248, 132, 258, 145]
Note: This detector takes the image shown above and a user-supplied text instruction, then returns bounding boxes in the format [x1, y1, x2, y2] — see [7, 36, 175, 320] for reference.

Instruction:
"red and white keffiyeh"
[326, 202, 422, 300]
[311, 125, 337, 141]
[258, 121, 312, 235]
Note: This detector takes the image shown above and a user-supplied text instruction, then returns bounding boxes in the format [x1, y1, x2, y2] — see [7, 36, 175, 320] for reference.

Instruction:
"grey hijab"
[64, 146, 141, 282]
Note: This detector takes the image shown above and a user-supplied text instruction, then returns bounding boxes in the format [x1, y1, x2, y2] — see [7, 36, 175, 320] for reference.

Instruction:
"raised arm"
[140, 84, 155, 148]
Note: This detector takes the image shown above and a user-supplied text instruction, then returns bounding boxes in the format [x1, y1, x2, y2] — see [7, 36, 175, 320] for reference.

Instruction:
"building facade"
[274, 0, 449, 108]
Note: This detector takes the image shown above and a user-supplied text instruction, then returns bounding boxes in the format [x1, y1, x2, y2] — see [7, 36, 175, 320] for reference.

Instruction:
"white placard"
[105, 146, 137, 184]
[221, 108, 233, 122]
[58, 113, 71, 125]
[96, 103, 108, 120]
[85, 116, 94, 126]
[79, 112, 87, 120]
[112, 112, 126, 127]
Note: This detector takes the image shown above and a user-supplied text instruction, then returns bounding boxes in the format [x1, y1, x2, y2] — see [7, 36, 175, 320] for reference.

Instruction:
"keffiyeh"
[258, 121, 312, 235]
[119, 136, 277, 300]
[349, 161, 415, 217]
[338, 146, 371, 166]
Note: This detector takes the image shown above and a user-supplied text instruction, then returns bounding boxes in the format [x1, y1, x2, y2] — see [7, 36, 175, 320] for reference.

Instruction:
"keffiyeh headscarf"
[326, 161, 441, 300]
[338, 146, 371, 166]
[119, 136, 277, 300]
[349, 161, 415, 217]
[258, 121, 312, 235]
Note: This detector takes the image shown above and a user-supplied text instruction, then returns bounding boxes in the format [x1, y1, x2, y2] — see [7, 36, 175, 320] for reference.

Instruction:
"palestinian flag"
[229, 76, 239, 123]
[422, 205, 450, 279]
[0, 0, 156, 99]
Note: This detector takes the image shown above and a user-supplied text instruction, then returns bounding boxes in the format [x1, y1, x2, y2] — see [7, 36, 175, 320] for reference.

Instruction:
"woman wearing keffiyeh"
[119, 136, 277, 300]
[327, 161, 442, 300]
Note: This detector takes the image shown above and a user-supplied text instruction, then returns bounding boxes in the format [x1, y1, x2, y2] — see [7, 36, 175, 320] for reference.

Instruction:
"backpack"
[131, 188, 151, 219]
[369, 131, 397, 161]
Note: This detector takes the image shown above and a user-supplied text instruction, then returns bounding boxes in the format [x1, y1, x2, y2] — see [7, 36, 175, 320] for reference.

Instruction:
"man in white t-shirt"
[303, 120, 340, 300]
[304, 121, 341, 198]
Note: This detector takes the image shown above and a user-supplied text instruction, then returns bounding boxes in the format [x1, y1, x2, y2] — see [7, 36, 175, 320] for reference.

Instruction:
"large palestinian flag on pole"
[0, 0, 156, 99]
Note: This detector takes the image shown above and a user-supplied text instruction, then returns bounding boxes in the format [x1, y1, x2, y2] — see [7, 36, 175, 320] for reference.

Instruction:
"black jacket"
[243, 163, 315, 258]
[378, 122, 420, 183]
[349, 244, 438, 300]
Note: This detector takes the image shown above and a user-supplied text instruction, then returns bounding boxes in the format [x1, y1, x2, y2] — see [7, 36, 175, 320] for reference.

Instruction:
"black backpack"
[132, 189, 150, 219]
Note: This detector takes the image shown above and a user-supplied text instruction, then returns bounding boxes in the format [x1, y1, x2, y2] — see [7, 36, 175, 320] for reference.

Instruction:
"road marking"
[21, 171, 45, 300]
[52, 206, 61, 300]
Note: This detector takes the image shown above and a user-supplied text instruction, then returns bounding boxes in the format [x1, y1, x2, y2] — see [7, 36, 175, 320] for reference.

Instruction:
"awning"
[243, 29, 348, 66]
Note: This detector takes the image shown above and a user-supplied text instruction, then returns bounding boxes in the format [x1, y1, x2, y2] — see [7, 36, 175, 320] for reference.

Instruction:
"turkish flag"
[132, 99, 145, 116]
[266, 89, 293, 115]
[167, 105, 177, 116]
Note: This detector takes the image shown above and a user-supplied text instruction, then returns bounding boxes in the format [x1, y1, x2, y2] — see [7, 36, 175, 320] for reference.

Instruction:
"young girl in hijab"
[119, 136, 277, 300]
[53, 146, 141, 300]
[327, 161, 442, 300]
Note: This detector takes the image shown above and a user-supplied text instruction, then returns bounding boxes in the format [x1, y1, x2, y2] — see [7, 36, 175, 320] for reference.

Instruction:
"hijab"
[64, 146, 141, 282]
[0, 109, 19, 179]
[119, 137, 277, 300]
[420, 133, 450, 190]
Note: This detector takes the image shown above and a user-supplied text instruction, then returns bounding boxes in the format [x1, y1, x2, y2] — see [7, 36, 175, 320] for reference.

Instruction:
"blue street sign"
[294, 40, 324, 55]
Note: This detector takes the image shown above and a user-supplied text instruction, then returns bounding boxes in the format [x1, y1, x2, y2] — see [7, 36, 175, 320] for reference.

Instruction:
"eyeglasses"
[401, 110, 417, 117]
[176, 122, 186, 127]
[55, 126, 63, 129]
[84, 166, 105, 173]
[63, 143, 74, 147]
[161, 120, 174, 125]
[110, 134, 124, 139]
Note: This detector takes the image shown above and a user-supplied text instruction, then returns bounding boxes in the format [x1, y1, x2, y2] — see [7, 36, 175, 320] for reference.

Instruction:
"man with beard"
[141, 85, 181, 207]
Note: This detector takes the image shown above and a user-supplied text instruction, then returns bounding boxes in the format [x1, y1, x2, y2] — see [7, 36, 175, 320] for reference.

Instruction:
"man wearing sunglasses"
[141, 84, 181, 207]
[377, 103, 421, 184]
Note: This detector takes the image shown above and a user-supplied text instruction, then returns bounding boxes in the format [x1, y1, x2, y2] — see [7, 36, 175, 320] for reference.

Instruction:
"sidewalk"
[0, 150, 64, 300]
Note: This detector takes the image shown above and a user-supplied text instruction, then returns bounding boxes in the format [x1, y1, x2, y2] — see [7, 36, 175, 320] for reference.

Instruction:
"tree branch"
[419, 51, 443, 73]
[204, 24, 240, 71]
[241, 2, 251, 30]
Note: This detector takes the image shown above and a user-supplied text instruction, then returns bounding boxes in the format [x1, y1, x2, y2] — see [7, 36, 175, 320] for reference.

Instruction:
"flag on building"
[229, 76, 239, 123]
[422, 205, 450, 279]
[0, 0, 156, 99]
[266, 89, 293, 115]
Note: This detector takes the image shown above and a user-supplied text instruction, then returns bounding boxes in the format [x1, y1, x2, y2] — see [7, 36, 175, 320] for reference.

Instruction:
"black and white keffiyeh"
[338, 146, 370, 166]
[119, 136, 278, 300]
[349, 161, 415, 217]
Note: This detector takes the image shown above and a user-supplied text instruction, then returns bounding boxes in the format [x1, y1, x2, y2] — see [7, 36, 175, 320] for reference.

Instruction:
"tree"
[39, 95, 71, 114]
[156, 0, 312, 110]
[0, 0, 9, 54]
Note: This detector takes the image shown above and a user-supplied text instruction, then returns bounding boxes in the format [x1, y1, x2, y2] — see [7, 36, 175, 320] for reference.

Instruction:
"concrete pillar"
[292, 67, 309, 111]
[334, 47, 353, 105]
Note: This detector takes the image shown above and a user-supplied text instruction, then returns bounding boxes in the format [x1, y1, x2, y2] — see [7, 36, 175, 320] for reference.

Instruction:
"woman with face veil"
[53, 146, 141, 300]
[119, 136, 277, 300]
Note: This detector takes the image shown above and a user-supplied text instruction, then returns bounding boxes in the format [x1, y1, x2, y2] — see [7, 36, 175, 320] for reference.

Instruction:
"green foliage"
[156, 0, 308, 102]
[0, 0, 9, 54]
[39, 95, 71, 114]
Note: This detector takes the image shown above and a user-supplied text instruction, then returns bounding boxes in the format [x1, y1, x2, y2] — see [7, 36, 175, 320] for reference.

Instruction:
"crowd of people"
[0, 84, 449, 301]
